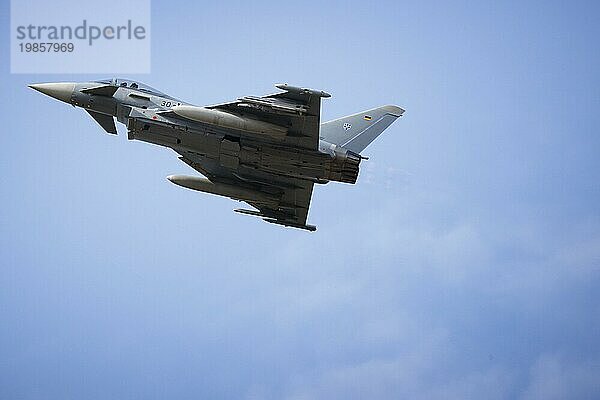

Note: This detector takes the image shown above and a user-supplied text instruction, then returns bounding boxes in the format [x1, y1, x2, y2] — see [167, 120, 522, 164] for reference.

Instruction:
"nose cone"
[29, 82, 75, 103]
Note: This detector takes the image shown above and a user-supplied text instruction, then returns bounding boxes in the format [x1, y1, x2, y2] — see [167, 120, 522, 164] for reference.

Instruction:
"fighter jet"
[29, 79, 404, 231]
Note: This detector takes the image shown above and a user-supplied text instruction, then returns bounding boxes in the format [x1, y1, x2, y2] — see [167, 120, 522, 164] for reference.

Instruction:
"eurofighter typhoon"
[29, 79, 404, 231]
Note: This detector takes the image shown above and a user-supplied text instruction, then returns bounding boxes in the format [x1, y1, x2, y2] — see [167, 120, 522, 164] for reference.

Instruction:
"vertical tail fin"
[320, 105, 404, 153]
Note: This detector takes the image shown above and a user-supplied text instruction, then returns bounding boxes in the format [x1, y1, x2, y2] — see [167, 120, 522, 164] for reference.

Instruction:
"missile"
[275, 83, 331, 98]
[233, 209, 317, 231]
[171, 105, 287, 138]
[167, 175, 279, 206]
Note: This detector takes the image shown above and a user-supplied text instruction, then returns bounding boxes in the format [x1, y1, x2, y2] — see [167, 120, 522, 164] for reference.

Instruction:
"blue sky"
[1, 0, 600, 399]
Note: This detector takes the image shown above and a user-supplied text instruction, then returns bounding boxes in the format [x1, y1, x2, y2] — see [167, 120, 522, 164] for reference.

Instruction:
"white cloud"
[520, 353, 600, 400]
[281, 338, 514, 400]
[248, 178, 600, 400]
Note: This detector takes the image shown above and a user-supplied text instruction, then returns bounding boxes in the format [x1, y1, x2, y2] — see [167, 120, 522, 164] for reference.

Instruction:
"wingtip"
[383, 105, 405, 117]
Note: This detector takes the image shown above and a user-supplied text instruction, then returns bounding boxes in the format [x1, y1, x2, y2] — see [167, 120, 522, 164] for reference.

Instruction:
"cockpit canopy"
[94, 78, 168, 97]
